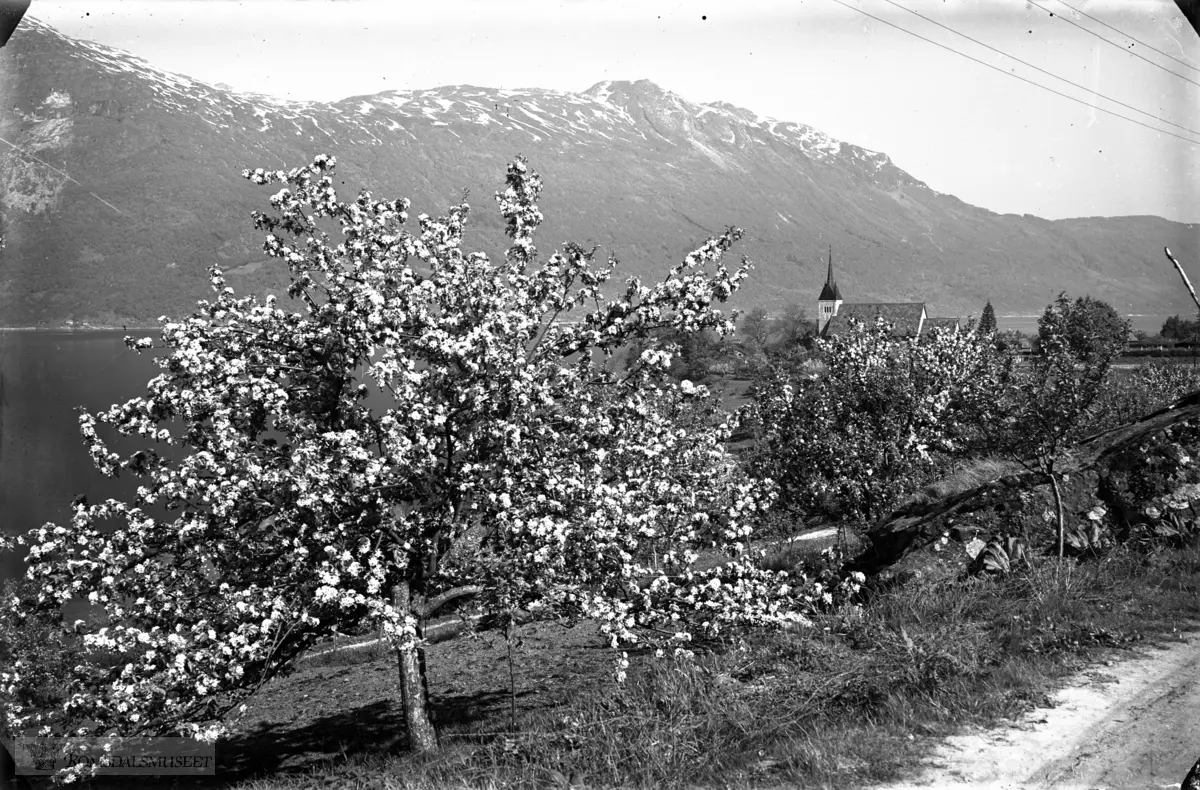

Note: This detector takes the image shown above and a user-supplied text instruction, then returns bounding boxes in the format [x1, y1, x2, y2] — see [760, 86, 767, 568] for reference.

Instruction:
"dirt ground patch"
[214, 524, 846, 783]
[217, 619, 616, 782]
[876, 630, 1200, 789]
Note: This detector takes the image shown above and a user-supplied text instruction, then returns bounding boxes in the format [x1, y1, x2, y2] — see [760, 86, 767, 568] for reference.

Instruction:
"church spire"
[818, 246, 842, 302]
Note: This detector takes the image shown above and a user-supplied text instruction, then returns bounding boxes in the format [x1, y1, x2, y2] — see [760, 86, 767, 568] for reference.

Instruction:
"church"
[817, 249, 960, 337]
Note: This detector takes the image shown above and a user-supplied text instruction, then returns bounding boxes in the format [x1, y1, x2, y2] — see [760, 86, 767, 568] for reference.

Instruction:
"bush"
[746, 318, 1012, 523]
[1083, 363, 1200, 436]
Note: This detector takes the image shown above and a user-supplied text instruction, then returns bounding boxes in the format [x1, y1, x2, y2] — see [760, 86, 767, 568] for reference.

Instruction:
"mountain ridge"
[1, 17, 1198, 328]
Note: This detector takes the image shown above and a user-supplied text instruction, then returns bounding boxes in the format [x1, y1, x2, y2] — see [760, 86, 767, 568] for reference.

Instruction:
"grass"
[225, 538, 1200, 790]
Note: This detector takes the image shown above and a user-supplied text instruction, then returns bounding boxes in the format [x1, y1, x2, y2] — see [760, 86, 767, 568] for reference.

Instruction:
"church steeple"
[818, 246, 842, 301]
[817, 246, 843, 331]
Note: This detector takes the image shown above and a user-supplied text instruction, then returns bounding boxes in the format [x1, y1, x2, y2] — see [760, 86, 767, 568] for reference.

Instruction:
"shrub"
[746, 318, 1012, 524]
[1083, 363, 1200, 436]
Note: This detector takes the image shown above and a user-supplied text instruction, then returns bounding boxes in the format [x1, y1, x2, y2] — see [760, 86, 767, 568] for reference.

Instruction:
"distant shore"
[0, 326, 160, 332]
[0, 312, 1183, 334]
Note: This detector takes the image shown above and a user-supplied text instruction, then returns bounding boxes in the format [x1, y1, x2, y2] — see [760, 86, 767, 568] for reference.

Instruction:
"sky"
[26, 0, 1200, 223]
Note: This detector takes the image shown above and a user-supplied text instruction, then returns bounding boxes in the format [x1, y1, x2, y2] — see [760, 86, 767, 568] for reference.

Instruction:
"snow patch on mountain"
[13, 19, 918, 189]
[41, 91, 72, 110]
[589, 80, 614, 104]
[690, 138, 730, 170]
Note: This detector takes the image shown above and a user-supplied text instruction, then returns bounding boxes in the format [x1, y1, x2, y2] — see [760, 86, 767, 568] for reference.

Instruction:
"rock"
[874, 538, 963, 586]
[950, 524, 982, 542]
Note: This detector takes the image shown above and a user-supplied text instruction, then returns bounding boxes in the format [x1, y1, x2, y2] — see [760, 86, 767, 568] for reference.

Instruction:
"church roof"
[818, 280, 843, 301]
[921, 317, 961, 334]
[823, 303, 927, 337]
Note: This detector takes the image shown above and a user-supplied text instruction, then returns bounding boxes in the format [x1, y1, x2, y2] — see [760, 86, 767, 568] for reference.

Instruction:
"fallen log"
[850, 388, 1200, 575]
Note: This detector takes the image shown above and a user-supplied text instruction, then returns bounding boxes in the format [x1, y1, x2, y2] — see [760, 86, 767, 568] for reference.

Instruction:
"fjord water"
[0, 329, 394, 586]
[998, 315, 1177, 335]
[0, 330, 163, 584]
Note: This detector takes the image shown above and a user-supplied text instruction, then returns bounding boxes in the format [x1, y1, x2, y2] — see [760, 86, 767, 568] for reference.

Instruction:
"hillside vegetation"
[2, 18, 1200, 327]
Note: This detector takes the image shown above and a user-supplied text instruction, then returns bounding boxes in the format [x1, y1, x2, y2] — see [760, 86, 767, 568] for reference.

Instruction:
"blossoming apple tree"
[0, 155, 807, 765]
[748, 317, 1013, 522]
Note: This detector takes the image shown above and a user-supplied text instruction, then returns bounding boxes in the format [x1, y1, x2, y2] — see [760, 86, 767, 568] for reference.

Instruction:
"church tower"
[817, 246, 843, 332]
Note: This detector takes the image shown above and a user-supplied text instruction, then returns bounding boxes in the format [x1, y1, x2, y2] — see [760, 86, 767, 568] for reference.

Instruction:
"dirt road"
[879, 631, 1200, 789]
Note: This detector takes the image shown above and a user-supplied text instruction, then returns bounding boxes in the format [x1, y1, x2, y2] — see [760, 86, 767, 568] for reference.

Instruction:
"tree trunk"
[1048, 470, 1065, 559]
[850, 387, 1200, 574]
[392, 581, 438, 753]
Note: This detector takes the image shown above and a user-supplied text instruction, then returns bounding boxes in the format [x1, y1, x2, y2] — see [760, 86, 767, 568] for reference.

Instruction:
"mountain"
[1, 17, 1198, 329]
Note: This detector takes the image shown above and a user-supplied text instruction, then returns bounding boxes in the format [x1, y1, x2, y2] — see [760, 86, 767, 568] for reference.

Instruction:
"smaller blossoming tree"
[748, 317, 1013, 523]
[0, 155, 807, 773]
[999, 293, 1129, 557]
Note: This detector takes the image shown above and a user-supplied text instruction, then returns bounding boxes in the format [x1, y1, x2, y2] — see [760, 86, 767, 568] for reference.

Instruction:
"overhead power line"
[1028, 0, 1200, 90]
[828, 0, 1200, 146]
[1054, 0, 1200, 74]
[880, 0, 1200, 138]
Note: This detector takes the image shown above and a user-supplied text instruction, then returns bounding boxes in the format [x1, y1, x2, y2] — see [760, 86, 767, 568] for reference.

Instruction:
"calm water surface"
[0, 331, 163, 583]
[0, 330, 394, 585]
[998, 314, 1178, 335]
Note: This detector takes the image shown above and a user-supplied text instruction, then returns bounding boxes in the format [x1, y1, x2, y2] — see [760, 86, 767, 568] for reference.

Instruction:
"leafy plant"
[1083, 364, 1200, 436]
[1063, 519, 1111, 559]
[968, 536, 1028, 577]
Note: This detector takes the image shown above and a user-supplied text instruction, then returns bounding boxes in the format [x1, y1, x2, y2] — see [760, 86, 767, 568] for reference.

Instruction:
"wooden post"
[1164, 248, 1200, 371]
[1166, 248, 1200, 312]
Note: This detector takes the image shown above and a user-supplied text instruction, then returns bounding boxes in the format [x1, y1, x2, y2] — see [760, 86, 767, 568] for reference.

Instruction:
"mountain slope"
[1, 17, 1197, 328]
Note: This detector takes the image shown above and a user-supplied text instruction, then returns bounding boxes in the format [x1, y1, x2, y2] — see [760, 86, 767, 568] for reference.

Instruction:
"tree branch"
[414, 585, 483, 619]
[853, 387, 1200, 574]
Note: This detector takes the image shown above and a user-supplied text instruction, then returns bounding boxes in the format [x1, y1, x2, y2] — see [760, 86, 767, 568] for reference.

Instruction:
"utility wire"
[1054, 0, 1200, 74]
[880, 0, 1200, 138]
[829, 0, 1200, 146]
[1028, 0, 1200, 90]
[1056, 0, 1195, 73]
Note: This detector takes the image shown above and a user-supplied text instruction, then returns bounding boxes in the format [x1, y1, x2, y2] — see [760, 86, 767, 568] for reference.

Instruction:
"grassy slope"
[203, 542, 1198, 790]
[60, 535, 1176, 790]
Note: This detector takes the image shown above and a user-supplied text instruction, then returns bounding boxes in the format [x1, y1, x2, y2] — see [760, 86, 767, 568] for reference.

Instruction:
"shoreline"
[0, 326, 161, 332]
